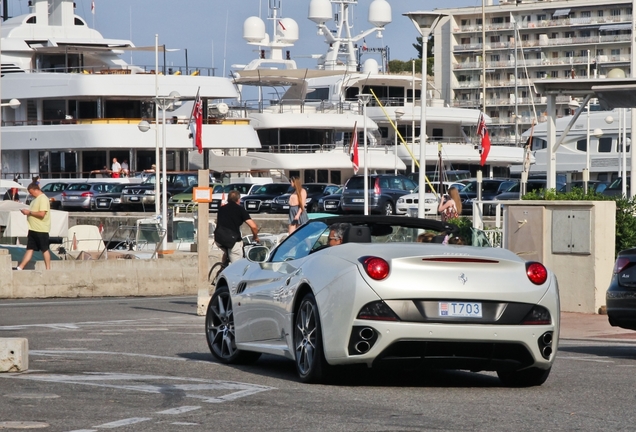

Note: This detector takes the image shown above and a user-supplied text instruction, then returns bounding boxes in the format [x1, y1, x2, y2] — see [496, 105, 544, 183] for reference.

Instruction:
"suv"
[121, 172, 201, 209]
[241, 183, 292, 213]
[270, 183, 340, 213]
[459, 178, 510, 215]
[210, 183, 261, 212]
[341, 174, 417, 215]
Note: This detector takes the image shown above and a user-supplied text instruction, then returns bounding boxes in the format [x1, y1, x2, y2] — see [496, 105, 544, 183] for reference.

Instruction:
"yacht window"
[43, 100, 66, 124]
[26, 16, 36, 24]
[317, 170, 329, 183]
[331, 171, 341, 185]
[306, 87, 329, 101]
[304, 171, 316, 183]
[74, 18, 85, 26]
[598, 137, 613, 153]
[576, 139, 587, 152]
[104, 100, 143, 119]
[531, 137, 547, 151]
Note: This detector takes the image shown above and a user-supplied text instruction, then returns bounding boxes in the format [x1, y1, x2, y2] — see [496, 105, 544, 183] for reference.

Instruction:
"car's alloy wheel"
[294, 293, 328, 383]
[205, 286, 260, 364]
[497, 367, 551, 387]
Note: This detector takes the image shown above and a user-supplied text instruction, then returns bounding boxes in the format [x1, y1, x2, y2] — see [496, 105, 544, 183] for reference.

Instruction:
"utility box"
[502, 200, 616, 314]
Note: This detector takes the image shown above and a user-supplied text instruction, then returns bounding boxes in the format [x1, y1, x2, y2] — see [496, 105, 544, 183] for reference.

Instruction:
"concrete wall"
[503, 200, 616, 314]
[0, 248, 223, 299]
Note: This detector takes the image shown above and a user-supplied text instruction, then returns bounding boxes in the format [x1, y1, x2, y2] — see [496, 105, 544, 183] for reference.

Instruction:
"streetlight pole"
[358, 94, 371, 215]
[404, 12, 447, 218]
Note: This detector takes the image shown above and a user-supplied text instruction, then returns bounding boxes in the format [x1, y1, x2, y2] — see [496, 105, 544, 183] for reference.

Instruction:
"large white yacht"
[213, 0, 526, 184]
[0, 0, 260, 179]
[513, 105, 631, 183]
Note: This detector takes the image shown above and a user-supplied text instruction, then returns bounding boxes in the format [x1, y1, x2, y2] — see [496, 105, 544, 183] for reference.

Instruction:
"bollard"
[0, 338, 29, 372]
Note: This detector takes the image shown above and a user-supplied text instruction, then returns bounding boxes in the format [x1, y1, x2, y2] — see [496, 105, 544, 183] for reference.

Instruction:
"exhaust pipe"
[355, 341, 371, 354]
[542, 333, 552, 345]
[542, 346, 552, 358]
[359, 327, 375, 341]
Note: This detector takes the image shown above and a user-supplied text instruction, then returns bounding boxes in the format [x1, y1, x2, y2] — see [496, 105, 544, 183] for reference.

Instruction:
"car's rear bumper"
[327, 321, 557, 370]
[606, 289, 636, 329]
[122, 195, 154, 205]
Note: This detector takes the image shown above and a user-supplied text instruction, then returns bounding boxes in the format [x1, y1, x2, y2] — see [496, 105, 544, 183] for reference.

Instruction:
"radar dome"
[362, 58, 380, 75]
[309, 0, 332, 24]
[369, 0, 391, 27]
[278, 18, 299, 43]
[243, 16, 266, 43]
[607, 68, 626, 78]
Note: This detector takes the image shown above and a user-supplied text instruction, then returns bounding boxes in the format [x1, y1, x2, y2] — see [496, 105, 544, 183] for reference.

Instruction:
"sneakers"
[12, 266, 22, 271]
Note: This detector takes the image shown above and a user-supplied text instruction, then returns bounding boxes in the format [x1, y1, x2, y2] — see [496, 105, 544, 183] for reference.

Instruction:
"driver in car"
[328, 222, 350, 247]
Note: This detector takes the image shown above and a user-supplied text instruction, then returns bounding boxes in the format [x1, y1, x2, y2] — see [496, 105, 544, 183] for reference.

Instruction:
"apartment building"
[432, 0, 632, 146]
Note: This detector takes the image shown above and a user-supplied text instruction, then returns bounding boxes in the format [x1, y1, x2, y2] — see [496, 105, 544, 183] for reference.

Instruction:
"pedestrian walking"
[213, 190, 259, 264]
[14, 182, 52, 270]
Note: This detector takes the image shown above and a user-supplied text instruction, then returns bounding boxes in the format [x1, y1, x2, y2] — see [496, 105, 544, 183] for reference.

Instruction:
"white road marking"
[93, 418, 151, 428]
[3, 373, 275, 404]
[170, 422, 199, 426]
[156, 406, 201, 415]
[0, 295, 195, 307]
[30, 350, 190, 362]
[67, 430, 97, 432]
[558, 356, 614, 363]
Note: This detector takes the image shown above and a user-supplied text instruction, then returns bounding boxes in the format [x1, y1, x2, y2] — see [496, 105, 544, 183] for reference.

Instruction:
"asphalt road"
[1, 296, 635, 431]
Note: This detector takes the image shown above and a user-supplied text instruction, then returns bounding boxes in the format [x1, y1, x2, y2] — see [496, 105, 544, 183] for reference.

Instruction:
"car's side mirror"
[246, 245, 269, 263]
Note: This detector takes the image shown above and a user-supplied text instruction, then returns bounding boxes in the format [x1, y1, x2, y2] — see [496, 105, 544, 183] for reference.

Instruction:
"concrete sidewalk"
[561, 312, 636, 343]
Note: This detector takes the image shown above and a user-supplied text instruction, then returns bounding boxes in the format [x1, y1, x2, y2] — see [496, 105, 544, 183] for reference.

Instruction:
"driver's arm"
[246, 219, 259, 243]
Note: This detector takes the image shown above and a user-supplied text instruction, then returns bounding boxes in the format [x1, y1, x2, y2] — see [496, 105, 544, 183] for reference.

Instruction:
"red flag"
[477, 113, 491, 166]
[350, 122, 359, 174]
[192, 95, 203, 154]
[91, 1, 95, 14]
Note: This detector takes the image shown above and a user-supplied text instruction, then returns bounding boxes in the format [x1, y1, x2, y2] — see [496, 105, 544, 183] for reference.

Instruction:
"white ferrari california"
[205, 215, 559, 386]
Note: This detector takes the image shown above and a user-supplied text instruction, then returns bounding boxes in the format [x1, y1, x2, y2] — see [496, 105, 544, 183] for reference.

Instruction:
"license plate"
[68, 196, 79, 200]
[130, 196, 139, 201]
[247, 204, 256, 208]
[352, 198, 364, 203]
[439, 302, 482, 318]
[283, 205, 289, 209]
[326, 204, 336, 209]
[98, 203, 108, 207]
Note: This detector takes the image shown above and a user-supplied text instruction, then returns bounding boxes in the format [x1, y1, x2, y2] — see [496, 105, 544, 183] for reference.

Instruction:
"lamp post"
[394, 108, 405, 175]
[358, 93, 371, 215]
[0, 98, 21, 179]
[404, 12, 447, 218]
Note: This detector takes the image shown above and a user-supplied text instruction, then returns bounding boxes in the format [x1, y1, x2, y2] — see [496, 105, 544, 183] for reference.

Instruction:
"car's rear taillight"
[521, 305, 551, 325]
[363, 256, 390, 280]
[526, 262, 548, 285]
[374, 178, 381, 195]
[81, 192, 94, 197]
[357, 301, 399, 321]
[61, 192, 66, 197]
[614, 257, 630, 274]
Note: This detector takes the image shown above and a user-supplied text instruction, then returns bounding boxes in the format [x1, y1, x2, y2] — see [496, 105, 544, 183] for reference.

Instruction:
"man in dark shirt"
[215, 190, 259, 263]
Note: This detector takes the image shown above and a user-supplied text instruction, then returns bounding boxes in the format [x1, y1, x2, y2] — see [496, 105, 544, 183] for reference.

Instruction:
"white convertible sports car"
[205, 215, 559, 386]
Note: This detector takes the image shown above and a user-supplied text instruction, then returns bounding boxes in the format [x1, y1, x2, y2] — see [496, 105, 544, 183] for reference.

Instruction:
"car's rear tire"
[497, 367, 551, 387]
[205, 285, 261, 365]
[294, 293, 329, 383]
[310, 202, 319, 213]
[382, 201, 394, 216]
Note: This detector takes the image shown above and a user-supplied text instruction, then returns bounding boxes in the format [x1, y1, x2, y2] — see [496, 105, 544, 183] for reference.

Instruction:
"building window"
[580, 69, 587, 77]
[461, 37, 470, 45]
[522, 34, 529, 41]
[537, 14, 546, 21]
[596, 49, 604, 56]
[461, 19, 470, 26]
[580, 50, 589, 57]
[491, 16, 504, 24]
[552, 52, 559, 58]
[551, 33, 559, 39]
[598, 10, 604, 17]
[565, 32, 575, 38]
[490, 35, 500, 43]
[581, 11, 591, 18]
[565, 51, 575, 57]
[491, 54, 500, 62]
[524, 15, 532, 22]
[611, 9, 621, 16]
[598, 137, 612, 153]
[611, 49, 620, 56]
[551, 71, 559, 78]
[476, 18, 482, 25]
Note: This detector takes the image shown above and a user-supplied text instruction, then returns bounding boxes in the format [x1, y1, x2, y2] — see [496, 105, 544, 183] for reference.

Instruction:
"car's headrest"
[343, 226, 372, 243]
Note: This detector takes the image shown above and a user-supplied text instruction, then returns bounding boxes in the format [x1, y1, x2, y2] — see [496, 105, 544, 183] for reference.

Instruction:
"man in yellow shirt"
[15, 183, 51, 270]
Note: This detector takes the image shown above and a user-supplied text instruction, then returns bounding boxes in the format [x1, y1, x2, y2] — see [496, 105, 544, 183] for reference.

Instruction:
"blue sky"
[9, 0, 482, 75]
[9, 0, 482, 76]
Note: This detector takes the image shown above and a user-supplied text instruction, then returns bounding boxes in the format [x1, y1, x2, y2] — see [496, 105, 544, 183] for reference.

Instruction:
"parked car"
[168, 183, 224, 213]
[408, 170, 471, 185]
[396, 182, 465, 217]
[459, 179, 510, 215]
[241, 183, 293, 213]
[559, 181, 609, 194]
[121, 172, 202, 209]
[602, 177, 629, 197]
[318, 186, 344, 213]
[607, 248, 636, 331]
[210, 183, 262, 212]
[27, 181, 68, 209]
[270, 183, 340, 214]
[93, 183, 128, 211]
[206, 215, 559, 386]
[341, 174, 417, 215]
[495, 180, 547, 201]
[61, 182, 117, 210]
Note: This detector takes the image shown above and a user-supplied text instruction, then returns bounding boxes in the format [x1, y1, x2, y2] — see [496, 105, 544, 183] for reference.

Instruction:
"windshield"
[253, 184, 291, 195]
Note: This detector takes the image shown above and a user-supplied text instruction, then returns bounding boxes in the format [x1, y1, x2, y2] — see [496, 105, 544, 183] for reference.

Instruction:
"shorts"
[26, 230, 50, 252]
[112, 172, 120, 178]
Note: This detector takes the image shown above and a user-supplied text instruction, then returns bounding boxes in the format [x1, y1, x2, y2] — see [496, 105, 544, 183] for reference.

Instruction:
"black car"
[459, 178, 510, 215]
[341, 174, 417, 215]
[270, 183, 340, 213]
[241, 183, 292, 213]
[607, 249, 636, 330]
[93, 183, 128, 211]
[602, 177, 630, 197]
[318, 186, 344, 213]
[495, 180, 547, 201]
[560, 181, 609, 194]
